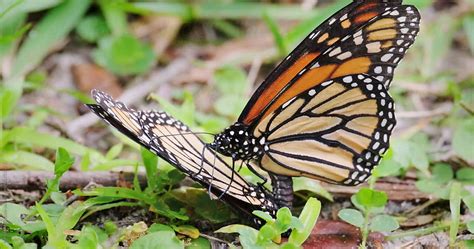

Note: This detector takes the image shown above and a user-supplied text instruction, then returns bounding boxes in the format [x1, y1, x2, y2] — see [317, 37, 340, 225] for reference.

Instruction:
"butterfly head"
[210, 123, 264, 160]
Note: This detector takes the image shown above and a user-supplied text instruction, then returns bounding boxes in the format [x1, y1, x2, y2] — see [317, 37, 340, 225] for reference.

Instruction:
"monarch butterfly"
[210, 0, 420, 207]
[88, 0, 420, 221]
[87, 91, 277, 223]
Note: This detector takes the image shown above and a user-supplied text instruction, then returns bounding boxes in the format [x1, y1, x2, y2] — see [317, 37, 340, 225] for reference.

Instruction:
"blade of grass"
[0, 0, 62, 19]
[449, 182, 462, 246]
[9, 0, 91, 78]
[98, 0, 128, 36]
[262, 12, 287, 57]
[131, 2, 319, 21]
[4, 127, 104, 162]
[0, 150, 54, 171]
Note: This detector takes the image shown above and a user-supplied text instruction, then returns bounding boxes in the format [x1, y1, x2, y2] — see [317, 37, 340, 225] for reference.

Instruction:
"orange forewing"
[243, 52, 319, 124]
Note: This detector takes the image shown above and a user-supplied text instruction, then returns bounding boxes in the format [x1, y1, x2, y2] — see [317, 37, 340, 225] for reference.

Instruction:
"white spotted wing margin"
[87, 90, 277, 223]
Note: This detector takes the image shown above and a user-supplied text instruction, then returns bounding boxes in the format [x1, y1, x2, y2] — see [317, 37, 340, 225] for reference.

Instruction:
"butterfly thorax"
[210, 123, 265, 161]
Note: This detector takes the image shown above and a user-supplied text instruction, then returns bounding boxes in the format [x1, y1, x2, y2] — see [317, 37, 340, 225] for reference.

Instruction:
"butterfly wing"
[88, 90, 276, 219]
[256, 74, 395, 185]
[239, 0, 419, 127]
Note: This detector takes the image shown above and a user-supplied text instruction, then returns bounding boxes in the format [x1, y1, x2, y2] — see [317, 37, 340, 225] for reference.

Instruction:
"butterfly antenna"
[217, 158, 238, 200]
[207, 143, 220, 200]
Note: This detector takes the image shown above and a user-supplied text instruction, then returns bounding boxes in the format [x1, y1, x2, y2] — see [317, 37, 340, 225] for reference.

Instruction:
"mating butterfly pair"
[88, 0, 420, 224]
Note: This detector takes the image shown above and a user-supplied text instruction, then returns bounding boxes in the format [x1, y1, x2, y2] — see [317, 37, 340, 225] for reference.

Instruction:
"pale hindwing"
[258, 74, 395, 185]
[89, 90, 273, 210]
[138, 111, 268, 206]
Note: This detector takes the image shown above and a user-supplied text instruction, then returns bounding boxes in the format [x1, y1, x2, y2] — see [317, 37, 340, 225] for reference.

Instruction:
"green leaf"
[130, 231, 184, 249]
[76, 15, 110, 43]
[98, 0, 128, 36]
[0, 239, 12, 249]
[0, 203, 29, 228]
[214, 95, 246, 118]
[463, 15, 474, 55]
[11, 0, 91, 78]
[449, 182, 462, 246]
[54, 147, 74, 175]
[463, 195, 474, 212]
[216, 225, 262, 249]
[355, 188, 388, 209]
[372, 157, 402, 178]
[262, 12, 286, 57]
[253, 211, 274, 223]
[186, 237, 211, 249]
[0, 150, 54, 171]
[456, 168, 474, 184]
[93, 34, 155, 76]
[453, 118, 474, 162]
[391, 138, 429, 173]
[141, 147, 158, 189]
[369, 214, 399, 232]
[213, 66, 248, 96]
[467, 220, 474, 234]
[149, 223, 174, 233]
[105, 143, 123, 160]
[338, 209, 364, 228]
[11, 236, 37, 249]
[431, 163, 454, 184]
[288, 198, 321, 246]
[292, 178, 333, 201]
[415, 179, 449, 199]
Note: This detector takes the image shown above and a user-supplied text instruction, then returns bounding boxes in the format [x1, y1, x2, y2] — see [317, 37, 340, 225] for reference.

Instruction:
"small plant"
[217, 197, 321, 249]
[338, 188, 399, 249]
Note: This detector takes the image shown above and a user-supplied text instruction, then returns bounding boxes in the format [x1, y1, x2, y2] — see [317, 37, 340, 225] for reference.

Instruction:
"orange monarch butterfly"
[210, 0, 419, 208]
[88, 0, 420, 220]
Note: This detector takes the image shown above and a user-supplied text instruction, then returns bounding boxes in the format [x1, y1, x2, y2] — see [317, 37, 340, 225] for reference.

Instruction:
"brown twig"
[0, 171, 146, 191]
[320, 178, 431, 201]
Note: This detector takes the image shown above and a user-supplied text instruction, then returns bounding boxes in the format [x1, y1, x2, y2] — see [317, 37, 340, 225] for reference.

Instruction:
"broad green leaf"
[213, 66, 248, 96]
[217, 224, 262, 249]
[463, 195, 474, 212]
[292, 178, 333, 201]
[0, 150, 54, 171]
[453, 119, 474, 162]
[76, 15, 110, 43]
[93, 34, 155, 76]
[338, 209, 364, 228]
[468, 220, 474, 234]
[253, 210, 274, 223]
[149, 223, 174, 233]
[463, 15, 474, 54]
[355, 188, 388, 209]
[288, 198, 321, 246]
[11, 236, 36, 249]
[0, 203, 29, 228]
[0, 239, 12, 249]
[186, 237, 211, 249]
[431, 163, 454, 184]
[372, 157, 402, 178]
[369, 215, 399, 232]
[130, 231, 183, 249]
[172, 225, 199, 239]
[214, 95, 246, 118]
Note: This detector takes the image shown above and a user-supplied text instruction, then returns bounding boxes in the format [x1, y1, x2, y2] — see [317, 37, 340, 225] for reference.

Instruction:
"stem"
[386, 222, 467, 241]
[449, 182, 462, 246]
[360, 209, 370, 249]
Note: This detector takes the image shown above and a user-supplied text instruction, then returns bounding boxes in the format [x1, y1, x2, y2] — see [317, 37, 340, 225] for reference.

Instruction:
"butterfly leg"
[246, 161, 268, 185]
[269, 174, 293, 210]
